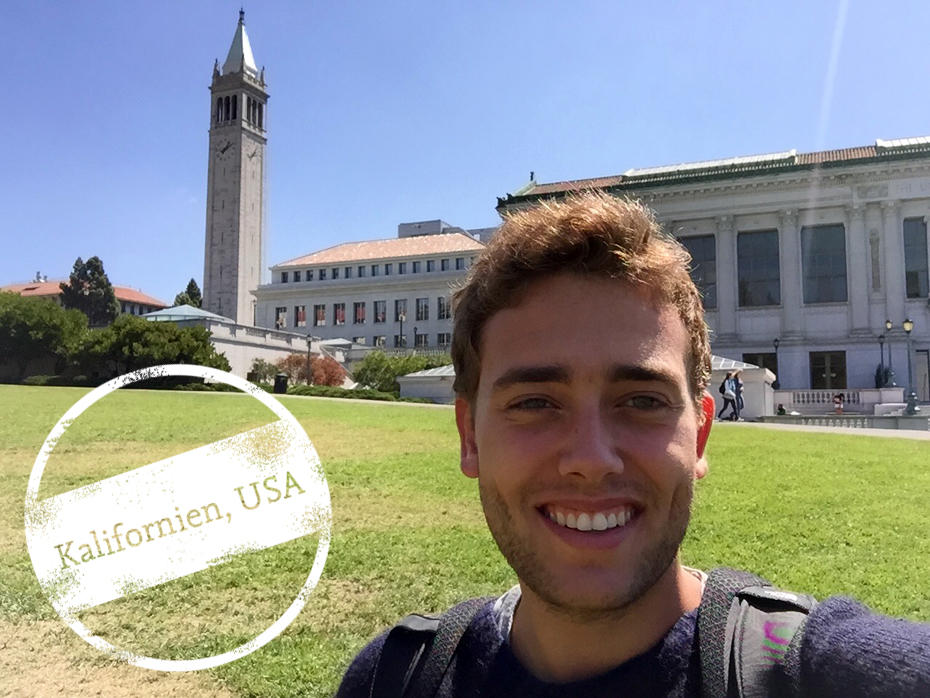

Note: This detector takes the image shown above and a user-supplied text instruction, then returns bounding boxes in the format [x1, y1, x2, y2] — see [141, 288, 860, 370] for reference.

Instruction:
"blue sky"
[4, 0, 930, 305]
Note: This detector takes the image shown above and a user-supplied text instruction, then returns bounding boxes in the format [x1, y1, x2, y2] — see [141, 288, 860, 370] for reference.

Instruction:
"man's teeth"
[547, 508, 633, 531]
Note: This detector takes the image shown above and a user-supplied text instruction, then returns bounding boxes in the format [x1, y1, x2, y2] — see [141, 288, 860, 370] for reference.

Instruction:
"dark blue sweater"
[336, 596, 930, 697]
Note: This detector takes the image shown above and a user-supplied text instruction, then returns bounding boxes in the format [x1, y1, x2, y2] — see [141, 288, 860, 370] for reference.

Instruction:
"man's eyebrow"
[491, 365, 570, 391]
[608, 364, 680, 386]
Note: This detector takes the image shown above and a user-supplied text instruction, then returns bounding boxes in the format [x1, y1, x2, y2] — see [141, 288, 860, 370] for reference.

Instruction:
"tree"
[174, 278, 203, 308]
[310, 355, 346, 386]
[275, 353, 308, 383]
[60, 256, 120, 326]
[250, 358, 277, 383]
[0, 292, 87, 380]
[80, 315, 229, 378]
[353, 351, 451, 395]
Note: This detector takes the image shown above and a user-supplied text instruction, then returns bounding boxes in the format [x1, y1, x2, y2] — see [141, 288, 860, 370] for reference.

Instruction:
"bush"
[286, 383, 433, 403]
[353, 351, 451, 396]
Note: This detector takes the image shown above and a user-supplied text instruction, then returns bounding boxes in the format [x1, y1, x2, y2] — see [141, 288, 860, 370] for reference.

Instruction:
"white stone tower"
[203, 10, 268, 325]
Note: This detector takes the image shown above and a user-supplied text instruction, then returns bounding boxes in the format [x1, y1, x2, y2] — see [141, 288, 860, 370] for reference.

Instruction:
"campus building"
[253, 220, 487, 349]
[1, 279, 167, 316]
[202, 11, 268, 325]
[497, 139, 930, 402]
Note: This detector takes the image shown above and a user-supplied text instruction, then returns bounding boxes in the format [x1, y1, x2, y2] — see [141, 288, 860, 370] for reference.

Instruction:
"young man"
[337, 193, 930, 696]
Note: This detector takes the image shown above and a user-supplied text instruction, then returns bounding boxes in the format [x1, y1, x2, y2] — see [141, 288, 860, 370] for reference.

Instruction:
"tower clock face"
[215, 140, 235, 159]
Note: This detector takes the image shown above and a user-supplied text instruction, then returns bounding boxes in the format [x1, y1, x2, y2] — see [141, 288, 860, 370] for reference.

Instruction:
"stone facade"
[497, 141, 930, 399]
[202, 12, 268, 325]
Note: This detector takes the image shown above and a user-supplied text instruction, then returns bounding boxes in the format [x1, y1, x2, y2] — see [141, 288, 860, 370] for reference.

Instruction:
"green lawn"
[1, 385, 928, 696]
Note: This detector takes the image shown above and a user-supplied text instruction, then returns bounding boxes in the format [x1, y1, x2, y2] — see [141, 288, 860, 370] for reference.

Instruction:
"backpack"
[369, 568, 817, 698]
[719, 379, 727, 396]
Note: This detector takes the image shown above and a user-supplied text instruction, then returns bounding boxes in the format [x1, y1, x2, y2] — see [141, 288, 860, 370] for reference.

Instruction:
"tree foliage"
[174, 278, 203, 308]
[80, 315, 230, 378]
[0, 292, 87, 380]
[60, 256, 120, 326]
[250, 358, 278, 383]
[353, 351, 451, 395]
[274, 353, 347, 387]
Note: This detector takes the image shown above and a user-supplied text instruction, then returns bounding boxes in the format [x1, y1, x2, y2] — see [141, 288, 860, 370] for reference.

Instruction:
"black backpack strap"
[699, 568, 817, 698]
[370, 597, 490, 698]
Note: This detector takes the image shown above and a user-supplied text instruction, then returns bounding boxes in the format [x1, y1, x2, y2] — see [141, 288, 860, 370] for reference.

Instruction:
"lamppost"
[878, 333, 885, 388]
[903, 318, 919, 415]
[772, 338, 780, 390]
[398, 312, 406, 349]
[884, 319, 897, 386]
[306, 333, 312, 385]
[413, 326, 418, 349]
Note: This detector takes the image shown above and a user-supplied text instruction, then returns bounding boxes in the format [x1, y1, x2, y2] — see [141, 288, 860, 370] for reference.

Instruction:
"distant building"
[202, 10, 268, 325]
[253, 220, 487, 349]
[497, 139, 930, 401]
[1, 280, 167, 316]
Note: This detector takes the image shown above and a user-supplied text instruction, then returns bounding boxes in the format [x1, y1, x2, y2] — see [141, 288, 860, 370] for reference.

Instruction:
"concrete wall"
[710, 367, 775, 420]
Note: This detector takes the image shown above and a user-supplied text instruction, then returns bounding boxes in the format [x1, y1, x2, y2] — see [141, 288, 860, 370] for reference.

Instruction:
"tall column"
[715, 215, 737, 341]
[881, 200, 905, 324]
[779, 209, 802, 338]
[846, 204, 870, 334]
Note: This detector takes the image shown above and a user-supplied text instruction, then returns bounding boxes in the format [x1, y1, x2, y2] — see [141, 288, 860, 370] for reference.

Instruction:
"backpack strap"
[370, 597, 490, 698]
[698, 567, 817, 698]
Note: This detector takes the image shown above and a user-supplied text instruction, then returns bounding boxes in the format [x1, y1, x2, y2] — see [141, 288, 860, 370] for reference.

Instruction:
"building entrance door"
[916, 349, 929, 402]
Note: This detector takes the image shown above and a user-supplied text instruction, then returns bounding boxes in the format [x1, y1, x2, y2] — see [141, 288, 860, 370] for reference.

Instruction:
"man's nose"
[557, 409, 625, 481]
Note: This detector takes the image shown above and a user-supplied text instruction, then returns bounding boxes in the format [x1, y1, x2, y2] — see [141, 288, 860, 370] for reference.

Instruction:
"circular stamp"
[23, 364, 332, 671]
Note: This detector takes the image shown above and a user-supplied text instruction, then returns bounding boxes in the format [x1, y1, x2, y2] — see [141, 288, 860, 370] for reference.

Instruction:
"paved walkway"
[720, 420, 930, 440]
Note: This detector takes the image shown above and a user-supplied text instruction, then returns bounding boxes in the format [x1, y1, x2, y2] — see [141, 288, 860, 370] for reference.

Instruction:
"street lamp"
[903, 318, 919, 415]
[306, 333, 312, 385]
[884, 319, 897, 386]
[398, 312, 406, 349]
[878, 333, 885, 388]
[772, 338, 780, 389]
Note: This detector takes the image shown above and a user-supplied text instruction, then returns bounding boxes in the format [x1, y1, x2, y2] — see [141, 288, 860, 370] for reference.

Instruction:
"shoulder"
[801, 595, 930, 696]
[334, 628, 389, 698]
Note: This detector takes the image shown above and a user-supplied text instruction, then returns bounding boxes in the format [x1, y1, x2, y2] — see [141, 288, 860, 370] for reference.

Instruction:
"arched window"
[232, 95, 237, 120]
[258, 103, 264, 129]
[246, 96, 252, 124]
[216, 97, 222, 123]
[224, 96, 230, 120]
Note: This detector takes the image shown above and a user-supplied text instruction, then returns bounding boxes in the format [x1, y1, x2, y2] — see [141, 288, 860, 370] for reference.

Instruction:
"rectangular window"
[395, 298, 407, 321]
[280, 271, 289, 283]
[385, 263, 393, 275]
[412, 261, 421, 273]
[374, 300, 386, 323]
[275, 306, 287, 328]
[904, 217, 929, 298]
[307, 269, 314, 281]
[802, 224, 847, 303]
[742, 352, 777, 377]
[353, 301, 366, 324]
[399, 262, 407, 275]
[313, 304, 326, 326]
[293, 270, 301, 283]
[345, 266, 353, 279]
[334, 303, 345, 326]
[737, 230, 781, 307]
[358, 265, 367, 278]
[809, 351, 846, 389]
[371, 264, 380, 277]
[332, 267, 340, 280]
[679, 235, 717, 309]
[393, 334, 405, 348]
[373, 335, 386, 348]
[441, 258, 450, 271]
[353, 336, 366, 344]
[437, 332, 451, 347]
[455, 257, 465, 270]
[437, 296, 451, 320]
[415, 333, 428, 348]
[416, 297, 429, 321]
[294, 305, 306, 328]
[320, 268, 327, 280]
[427, 260, 436, 272]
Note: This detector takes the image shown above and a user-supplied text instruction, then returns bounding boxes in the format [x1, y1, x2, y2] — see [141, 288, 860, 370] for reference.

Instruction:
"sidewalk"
[721, 420, 930, 440]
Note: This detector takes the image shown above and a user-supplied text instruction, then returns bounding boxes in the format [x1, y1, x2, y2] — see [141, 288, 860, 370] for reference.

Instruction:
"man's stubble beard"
[478, 476, 695, 623]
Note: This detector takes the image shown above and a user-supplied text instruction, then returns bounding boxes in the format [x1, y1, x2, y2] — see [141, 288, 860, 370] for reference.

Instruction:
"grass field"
[1, 384, 929, 696]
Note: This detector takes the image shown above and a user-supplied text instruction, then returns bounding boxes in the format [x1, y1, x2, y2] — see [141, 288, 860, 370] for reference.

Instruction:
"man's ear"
[694, 392, 715, 479]
[455, 397, 479, 478]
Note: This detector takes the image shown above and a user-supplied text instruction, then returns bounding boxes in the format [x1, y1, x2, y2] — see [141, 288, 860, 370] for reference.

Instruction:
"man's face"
[456, 273, 710, 615]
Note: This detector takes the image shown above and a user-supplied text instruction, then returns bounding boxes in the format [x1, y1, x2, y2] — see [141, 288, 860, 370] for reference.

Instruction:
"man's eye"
[624, 395, 667, 410]
[510, 397, 554, 410]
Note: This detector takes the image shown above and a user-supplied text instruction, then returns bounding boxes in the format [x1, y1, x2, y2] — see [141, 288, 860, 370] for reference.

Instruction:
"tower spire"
[223, 9, 258, 78]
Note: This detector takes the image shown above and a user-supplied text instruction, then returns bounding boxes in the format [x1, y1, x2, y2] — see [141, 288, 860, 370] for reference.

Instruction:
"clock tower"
[203, 10, 268, 324]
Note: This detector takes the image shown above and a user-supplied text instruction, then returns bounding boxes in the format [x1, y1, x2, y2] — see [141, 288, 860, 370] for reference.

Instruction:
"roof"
[711, 356, 759, 371]
[142, 304, 232, 322]
[222, 11, 258, 79]
[503, 136, 930, 201]
[278, 232, 485, 267]
[1, 281, 167, 308]
[401, 364, 456, 379]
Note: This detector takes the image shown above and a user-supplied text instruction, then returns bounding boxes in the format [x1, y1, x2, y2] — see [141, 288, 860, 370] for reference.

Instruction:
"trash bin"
[274, 373, 288, 394]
